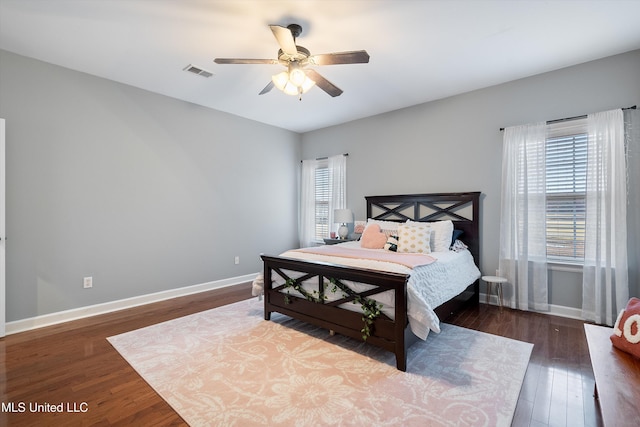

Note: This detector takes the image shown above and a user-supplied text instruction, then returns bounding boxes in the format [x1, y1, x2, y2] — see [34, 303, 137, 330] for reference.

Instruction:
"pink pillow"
[611, 297, 640, 359]
[360, 224, 387, 249]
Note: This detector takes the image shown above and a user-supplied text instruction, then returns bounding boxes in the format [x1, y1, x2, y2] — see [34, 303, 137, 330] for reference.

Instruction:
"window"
[500, 110, 628, 315]
[545, 119, 587, 262]
[300, 154, 346, 247]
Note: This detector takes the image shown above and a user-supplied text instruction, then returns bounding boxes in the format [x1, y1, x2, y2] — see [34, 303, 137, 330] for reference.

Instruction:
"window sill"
[548, 261, 583, 273]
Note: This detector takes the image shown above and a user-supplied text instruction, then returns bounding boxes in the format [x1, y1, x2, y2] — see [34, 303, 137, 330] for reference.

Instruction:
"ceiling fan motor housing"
[277, 45, 310, 62]
[287, 24, 303, 39]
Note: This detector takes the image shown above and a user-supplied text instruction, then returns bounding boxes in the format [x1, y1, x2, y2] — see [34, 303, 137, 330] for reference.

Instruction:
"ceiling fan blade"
[214, 58, 279, 65]
[259, 81, 274, 95]
[269, 25, 298, 56]
[308, 50, 370, 66]
[305, 69, 343, 97]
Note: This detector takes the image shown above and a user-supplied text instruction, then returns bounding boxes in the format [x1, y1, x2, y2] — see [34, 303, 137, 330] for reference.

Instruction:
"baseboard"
[5, 273, 258, 335]
[545, 303, 583, 320]
[9, 284, 583, 335]
[482, 293, 583, 320]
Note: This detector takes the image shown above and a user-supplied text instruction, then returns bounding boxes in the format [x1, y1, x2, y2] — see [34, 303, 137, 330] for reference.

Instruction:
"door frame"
[1, 118, 5, 337]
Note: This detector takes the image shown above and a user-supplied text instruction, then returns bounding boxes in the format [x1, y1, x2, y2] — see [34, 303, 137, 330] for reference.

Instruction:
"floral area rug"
[108, 298, 532, 427]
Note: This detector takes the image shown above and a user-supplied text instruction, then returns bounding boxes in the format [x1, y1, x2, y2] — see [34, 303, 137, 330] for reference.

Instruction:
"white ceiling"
[1, 0, 640, 133]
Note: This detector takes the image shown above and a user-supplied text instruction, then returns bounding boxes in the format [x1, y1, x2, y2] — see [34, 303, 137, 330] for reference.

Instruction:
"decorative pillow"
[451, 239, 468, 252]
[360, 224, 388, 249]
[611, 297, 640, 359]
[384, 235, 399, 252]
[354, 221, 366, 234]
[367, 218, 399, 237]
[407, 220, 453, 252]
[451, 229, 464, 246]
[397, 223, 431, 254]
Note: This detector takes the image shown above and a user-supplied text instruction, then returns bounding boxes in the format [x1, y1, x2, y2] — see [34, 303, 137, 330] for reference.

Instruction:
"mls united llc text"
[2, 401, 89, 413]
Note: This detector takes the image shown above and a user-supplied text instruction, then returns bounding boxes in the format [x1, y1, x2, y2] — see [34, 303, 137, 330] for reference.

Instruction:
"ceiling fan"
[214, 24, 369, 99]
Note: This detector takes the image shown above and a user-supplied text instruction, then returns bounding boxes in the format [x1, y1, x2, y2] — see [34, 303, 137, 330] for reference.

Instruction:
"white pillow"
[407, 220, 453, 252]
[397, 223, 431, 254]
[367, 218, 399, 237]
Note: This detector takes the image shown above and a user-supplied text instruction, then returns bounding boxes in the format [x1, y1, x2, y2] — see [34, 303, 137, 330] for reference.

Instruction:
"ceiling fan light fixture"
[289, 67, 306, 87]
[271, 72, 299, 96]
[283, 82, 301, 96]
[271, 69, 315, 97]
[271, 71, 290, 90]
[300, 75, 316, 93]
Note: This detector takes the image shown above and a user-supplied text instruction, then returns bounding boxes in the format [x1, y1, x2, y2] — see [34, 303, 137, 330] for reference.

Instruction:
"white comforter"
[255, 241, 480, 340]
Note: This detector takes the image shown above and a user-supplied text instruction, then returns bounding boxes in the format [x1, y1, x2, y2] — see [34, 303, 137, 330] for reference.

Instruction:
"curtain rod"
[499, 105, 636, 131]
[301, 153, 349, 163]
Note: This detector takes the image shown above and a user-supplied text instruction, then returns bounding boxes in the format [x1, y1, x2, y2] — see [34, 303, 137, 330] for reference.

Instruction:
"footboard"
[261, 254, 412, 371]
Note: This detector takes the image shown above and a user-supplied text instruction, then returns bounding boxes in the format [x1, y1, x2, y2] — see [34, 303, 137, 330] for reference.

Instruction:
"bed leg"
[396, 352, 407, 372]
[264, 311, 271, 321]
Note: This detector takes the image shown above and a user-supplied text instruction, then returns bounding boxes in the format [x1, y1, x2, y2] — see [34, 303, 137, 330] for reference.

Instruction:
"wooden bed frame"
[262, 192, 481, 371]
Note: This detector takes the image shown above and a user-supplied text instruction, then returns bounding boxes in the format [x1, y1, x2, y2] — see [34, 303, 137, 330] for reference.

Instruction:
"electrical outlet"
[83, 277, 93, 288]
[234, 256, 240, 265]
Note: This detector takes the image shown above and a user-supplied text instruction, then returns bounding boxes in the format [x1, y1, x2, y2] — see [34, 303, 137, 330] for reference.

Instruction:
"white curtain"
[499, 122, 549, 311]
[298, 154, 346, 248]
[299, 159, 318, 248]
[328, 154, 347, 221]
[624, 109, 640, 313]
[581, 109, 629, 325]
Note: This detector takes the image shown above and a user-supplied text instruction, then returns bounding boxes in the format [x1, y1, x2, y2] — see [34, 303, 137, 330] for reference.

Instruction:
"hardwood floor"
[1, 284, 602, 426]
[448, 303, 603, 427]
[0, 284, 253, 427]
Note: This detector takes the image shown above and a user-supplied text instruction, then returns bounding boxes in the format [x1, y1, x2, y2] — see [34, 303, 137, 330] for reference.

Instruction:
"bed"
[259, 192, 481, 371]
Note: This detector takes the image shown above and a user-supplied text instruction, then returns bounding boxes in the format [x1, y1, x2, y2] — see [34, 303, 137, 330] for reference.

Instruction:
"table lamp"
[333, 209, 353, 239]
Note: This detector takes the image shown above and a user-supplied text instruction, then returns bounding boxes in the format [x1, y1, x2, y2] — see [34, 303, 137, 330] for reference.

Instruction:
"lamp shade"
[333, 209, 353, 224]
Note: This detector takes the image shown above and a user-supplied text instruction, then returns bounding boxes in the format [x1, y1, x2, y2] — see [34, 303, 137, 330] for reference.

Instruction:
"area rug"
[108, 298, 532, 427]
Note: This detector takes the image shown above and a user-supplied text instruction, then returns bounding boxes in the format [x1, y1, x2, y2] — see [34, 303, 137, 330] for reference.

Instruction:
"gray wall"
[301, 49, 640, 307]
[2, 47, 638, 322]
[0, 50, 301, 322]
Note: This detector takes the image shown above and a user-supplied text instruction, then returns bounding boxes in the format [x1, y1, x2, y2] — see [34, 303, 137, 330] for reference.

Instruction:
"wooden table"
[584, 324, 640, 427]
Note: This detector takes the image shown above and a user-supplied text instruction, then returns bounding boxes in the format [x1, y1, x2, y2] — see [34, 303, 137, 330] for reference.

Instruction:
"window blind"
[545, 119, 588, 260]
[314, 164, 329, 240]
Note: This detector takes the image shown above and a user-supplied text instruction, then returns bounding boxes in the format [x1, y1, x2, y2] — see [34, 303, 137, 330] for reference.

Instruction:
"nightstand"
[323, 238, 356, 245]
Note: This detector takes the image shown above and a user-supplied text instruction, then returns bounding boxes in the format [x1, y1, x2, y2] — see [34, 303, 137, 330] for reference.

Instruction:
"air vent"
[183, 64, 213, 78]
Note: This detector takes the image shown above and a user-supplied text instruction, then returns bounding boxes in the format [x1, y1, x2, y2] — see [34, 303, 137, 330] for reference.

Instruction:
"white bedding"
[255, 241, 481, 340]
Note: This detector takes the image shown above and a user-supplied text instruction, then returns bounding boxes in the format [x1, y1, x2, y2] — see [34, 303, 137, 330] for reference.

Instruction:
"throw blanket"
[293, 245, 437, 269]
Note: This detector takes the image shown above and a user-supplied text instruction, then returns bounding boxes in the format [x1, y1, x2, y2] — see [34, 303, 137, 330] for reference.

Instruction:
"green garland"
[282, 278, 383, 341]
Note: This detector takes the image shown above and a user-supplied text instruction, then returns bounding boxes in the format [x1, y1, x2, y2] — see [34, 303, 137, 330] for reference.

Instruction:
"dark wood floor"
[448, 302, 602, 427]
[1, 284, 602, 426]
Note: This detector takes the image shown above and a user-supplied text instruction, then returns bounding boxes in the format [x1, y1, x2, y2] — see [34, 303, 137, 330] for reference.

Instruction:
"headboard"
[365, 192, 481, 267]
